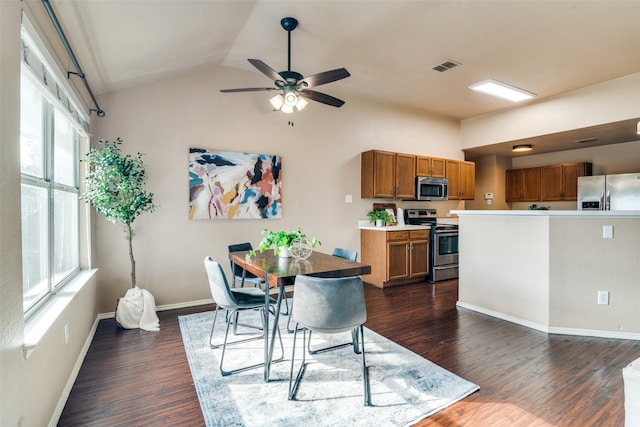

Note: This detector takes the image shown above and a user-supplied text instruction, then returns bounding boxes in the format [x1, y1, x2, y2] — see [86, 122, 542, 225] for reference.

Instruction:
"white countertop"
[452, 209, 640, 217]
[359, 224, 430, 231]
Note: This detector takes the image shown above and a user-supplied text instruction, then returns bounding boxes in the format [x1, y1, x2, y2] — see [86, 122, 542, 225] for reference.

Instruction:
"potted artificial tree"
[83, 138, 159, 331]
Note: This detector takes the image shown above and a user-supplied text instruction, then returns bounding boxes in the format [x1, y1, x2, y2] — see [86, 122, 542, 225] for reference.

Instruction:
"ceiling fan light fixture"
[512, 144, 533, 153]
[295, 96, 308, 111]
[280, 104, 294, 114]
[283, 91, 298, 107]
[469, 79, 536, 103]
[270, 94, 284, 110]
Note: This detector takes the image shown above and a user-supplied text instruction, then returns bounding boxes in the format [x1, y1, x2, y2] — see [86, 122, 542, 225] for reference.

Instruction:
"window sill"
[23, 269, 97, 359]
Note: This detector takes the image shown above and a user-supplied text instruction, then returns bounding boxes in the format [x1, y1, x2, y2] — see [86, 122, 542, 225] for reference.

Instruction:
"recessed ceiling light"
[469, 79, 536, 103]
[512, 144, 533, 153]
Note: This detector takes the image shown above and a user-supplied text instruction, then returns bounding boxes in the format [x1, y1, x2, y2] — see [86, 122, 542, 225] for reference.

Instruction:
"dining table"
[229, 249, 372, 382]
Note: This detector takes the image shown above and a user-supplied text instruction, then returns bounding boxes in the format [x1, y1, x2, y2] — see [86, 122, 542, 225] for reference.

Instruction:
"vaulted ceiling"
[50, 0, 640, 153]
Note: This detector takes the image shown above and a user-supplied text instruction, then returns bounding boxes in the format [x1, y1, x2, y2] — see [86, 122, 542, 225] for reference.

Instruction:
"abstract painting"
[189, 148, 282, 220]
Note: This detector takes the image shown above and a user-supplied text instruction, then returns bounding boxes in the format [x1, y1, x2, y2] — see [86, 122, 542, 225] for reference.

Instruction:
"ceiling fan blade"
[300, 68, 350, 88]
[248, 59, 286, 83]
[300, 89, 345, 108]
[219, 87, 277, 93]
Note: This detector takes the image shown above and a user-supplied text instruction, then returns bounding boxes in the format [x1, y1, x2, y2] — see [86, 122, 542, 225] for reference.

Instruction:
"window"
[20, 29, 85, 314]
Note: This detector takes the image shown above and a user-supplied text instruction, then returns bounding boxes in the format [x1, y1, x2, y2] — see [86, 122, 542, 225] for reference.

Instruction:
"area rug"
[179, 309, 479, 426]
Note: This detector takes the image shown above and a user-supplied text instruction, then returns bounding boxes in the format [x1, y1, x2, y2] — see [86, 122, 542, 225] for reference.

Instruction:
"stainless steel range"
[404, 208, 459, 282]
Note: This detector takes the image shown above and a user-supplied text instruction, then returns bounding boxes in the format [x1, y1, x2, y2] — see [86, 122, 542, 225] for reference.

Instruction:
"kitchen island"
[452, 210, 640, 339]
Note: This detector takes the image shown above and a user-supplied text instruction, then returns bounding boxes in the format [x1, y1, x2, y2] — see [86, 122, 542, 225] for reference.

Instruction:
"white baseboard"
[456, 301, 550, 333]
[456, 301, 640, 341]
[98, 298, 214, 320]
[48, 316, 101, 427]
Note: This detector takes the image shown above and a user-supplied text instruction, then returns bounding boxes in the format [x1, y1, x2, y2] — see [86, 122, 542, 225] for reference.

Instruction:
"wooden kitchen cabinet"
[360, 228, 429, 288]
[446, 160, 476, 200]
[361, 150, 416, 199]
[395, 153, 417, 199]
[541, 162, 592, 201]
[408, 229, 430, 278]
[506, 167, 541, 202]
[507, 162, 592, 202]
[417, 156, 446, 178]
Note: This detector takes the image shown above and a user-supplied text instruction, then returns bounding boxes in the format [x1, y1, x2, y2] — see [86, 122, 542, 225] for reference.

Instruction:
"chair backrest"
[292, 275, 366, 334]
[204, 256, 238, 309]
[332, 247, 358, 262]
[228, 242, 259, 278]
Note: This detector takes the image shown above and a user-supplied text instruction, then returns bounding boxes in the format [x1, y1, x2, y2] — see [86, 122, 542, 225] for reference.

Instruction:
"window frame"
[20, 31, 86, 316]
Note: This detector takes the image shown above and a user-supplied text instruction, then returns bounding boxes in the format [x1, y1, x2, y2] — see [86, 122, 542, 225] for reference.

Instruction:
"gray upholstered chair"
[204, 256, 283, 376]
[228, 242, 290, 316]
[331, 247, 358, 262]
[227, 242, 265, 288]
[288, 275, 370, 406]
[286, 248, 358, 334]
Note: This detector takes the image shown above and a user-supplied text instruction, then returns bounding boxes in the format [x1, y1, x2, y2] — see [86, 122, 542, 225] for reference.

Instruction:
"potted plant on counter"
[252, 228, 321, 258]
[367, 209, 390, 227]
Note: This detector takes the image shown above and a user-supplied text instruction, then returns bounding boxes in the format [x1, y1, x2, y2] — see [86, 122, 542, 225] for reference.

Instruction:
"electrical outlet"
[597, 291, 609, 305]
[64, 323, 69, 344]
[345, 194, 353, 203]
[603, 225, 613, 239]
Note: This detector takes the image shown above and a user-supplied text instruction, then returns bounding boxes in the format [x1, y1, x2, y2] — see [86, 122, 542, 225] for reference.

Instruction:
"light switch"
[345, 194, 353, 203]
[603, 225, 613, 239]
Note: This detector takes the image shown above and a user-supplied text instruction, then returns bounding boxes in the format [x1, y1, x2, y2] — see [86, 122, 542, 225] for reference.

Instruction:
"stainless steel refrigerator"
[578, 173, 640, 210]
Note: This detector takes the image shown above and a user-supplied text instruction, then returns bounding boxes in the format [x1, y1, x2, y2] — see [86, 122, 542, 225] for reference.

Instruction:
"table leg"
[263, 273, 270, 382]
[265, 285, 285, 381]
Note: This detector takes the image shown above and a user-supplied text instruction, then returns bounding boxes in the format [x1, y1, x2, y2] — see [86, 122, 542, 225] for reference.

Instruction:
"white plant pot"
[375, 219, 384, 227]
[278, 247, 292, 258]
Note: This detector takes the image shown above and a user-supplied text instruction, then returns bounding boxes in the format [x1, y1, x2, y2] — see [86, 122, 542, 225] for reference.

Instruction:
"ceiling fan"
[220, 17, 350, 113]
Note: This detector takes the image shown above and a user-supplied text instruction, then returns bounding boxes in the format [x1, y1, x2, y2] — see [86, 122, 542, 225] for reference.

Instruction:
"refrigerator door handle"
[605, 190, 610, 210]
[600, 192, 605, 210]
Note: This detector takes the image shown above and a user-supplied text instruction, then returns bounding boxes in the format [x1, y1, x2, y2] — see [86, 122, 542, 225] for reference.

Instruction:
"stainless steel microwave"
[416, 176, 448, 201]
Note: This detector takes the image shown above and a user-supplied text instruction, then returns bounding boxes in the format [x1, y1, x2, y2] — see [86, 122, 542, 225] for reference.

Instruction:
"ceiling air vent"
[433, 60, 461, 72]
[575, 137, 598, 144]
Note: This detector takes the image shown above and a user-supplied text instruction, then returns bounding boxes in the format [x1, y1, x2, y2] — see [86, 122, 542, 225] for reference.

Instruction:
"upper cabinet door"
[541, 162, 592, 201]
[541, 165, 564, 201]
[506, 167, 541, 201]
[460, 161, 475, 200]
[446, 160, 461, 200]
[361, 150, 395, 198]
[416, 156, 446, 178]
[395, 153, 416, 199]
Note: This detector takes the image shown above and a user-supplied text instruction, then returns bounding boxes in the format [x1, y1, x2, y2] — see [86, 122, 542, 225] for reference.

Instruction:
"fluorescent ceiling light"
[469, 79, 536, 102]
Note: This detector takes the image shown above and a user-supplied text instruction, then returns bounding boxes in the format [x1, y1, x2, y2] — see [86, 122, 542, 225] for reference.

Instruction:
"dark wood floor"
[58, 280, 640, 426]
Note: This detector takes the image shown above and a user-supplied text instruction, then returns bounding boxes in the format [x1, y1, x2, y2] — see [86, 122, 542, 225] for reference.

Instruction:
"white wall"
[458, 215, 550, 327]
[457, 212, 640, 337]
[461, 72, 640, 148]
[549, 218, 640, 333]
[91, 64, 462, 313]
[1, 2, 99, 426]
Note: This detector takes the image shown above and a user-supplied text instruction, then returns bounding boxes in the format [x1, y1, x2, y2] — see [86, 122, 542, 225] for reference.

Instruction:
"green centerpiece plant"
[251, 228, 321, 257]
